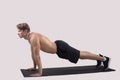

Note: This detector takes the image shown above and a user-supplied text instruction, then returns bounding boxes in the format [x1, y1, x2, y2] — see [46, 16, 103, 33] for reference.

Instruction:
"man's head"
[17, 23, 30, 38]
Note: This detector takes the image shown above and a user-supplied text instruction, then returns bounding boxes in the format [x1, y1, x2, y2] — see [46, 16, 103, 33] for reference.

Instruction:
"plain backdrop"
[0, 0, 120, 80]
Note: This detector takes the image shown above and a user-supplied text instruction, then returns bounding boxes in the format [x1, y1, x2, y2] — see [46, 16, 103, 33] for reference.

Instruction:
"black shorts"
[55, 40, 80, 63]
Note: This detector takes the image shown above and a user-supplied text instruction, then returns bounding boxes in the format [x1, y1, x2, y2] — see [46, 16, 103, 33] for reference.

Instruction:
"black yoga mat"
[21, 65, 115, 77]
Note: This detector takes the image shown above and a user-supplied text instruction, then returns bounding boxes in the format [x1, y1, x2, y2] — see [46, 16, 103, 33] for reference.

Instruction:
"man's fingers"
[30, 69, 36, 71]
[30, 73, 41, 77]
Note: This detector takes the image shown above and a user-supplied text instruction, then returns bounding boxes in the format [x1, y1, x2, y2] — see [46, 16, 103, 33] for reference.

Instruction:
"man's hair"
[17, 23, 30, 32]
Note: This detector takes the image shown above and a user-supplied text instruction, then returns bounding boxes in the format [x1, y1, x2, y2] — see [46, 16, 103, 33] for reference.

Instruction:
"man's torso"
[29, 32, 57, 54]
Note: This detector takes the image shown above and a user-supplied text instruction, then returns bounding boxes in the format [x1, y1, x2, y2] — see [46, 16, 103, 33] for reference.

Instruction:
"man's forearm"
[34, 55, 42, 74]
[32, 54, 36, 68]
[33, 60, 36, 68]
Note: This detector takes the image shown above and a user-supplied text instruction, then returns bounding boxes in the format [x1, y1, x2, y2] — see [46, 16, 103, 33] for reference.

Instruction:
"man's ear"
[24, 30, 28, 33]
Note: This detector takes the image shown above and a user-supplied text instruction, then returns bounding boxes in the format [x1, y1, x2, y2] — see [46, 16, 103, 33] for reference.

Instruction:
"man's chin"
[19, 36, 23, 38]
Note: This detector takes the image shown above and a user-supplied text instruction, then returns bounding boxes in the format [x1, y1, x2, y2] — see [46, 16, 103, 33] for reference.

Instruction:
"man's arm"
[30, 36, 42, 76]
[31, 47, 37, 69]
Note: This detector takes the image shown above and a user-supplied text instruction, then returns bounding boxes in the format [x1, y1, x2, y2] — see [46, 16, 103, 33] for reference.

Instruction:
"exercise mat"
[21, 65, 115, 77]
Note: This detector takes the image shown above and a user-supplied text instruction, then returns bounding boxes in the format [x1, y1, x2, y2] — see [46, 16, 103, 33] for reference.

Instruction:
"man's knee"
[80, 51, 88, 59]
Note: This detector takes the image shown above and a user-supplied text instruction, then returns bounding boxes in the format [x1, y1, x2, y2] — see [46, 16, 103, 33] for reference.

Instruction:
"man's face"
[17, 29, 27, 38]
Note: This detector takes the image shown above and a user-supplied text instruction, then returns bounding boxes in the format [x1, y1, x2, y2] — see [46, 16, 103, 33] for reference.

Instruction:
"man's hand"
[30, 73, 42, 77]
[25, 67, 36, 71]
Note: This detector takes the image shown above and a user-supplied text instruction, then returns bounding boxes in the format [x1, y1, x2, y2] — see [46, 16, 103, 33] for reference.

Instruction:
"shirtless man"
[17, 23, 110, 77]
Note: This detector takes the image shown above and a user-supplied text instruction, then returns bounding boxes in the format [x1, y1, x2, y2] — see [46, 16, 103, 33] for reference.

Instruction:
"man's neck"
[24, 32, 31, 40]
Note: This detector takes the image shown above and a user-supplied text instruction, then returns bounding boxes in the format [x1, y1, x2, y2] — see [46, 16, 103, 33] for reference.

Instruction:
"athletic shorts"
[55, 40, 80, 63]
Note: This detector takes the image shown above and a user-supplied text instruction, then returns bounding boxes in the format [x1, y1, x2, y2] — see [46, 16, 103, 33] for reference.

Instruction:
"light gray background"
[0, 0, 119, 80]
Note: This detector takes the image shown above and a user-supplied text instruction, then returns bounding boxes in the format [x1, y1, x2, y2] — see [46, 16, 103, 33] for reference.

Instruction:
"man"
[17, 23, 110, 77]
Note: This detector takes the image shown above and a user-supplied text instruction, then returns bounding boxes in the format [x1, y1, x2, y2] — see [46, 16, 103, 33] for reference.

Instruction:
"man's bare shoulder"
[29, 32, 41, 43]
[29, 32, 53, 43]
[30, 32, 42, 36]
[30, 32, 42, 38]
